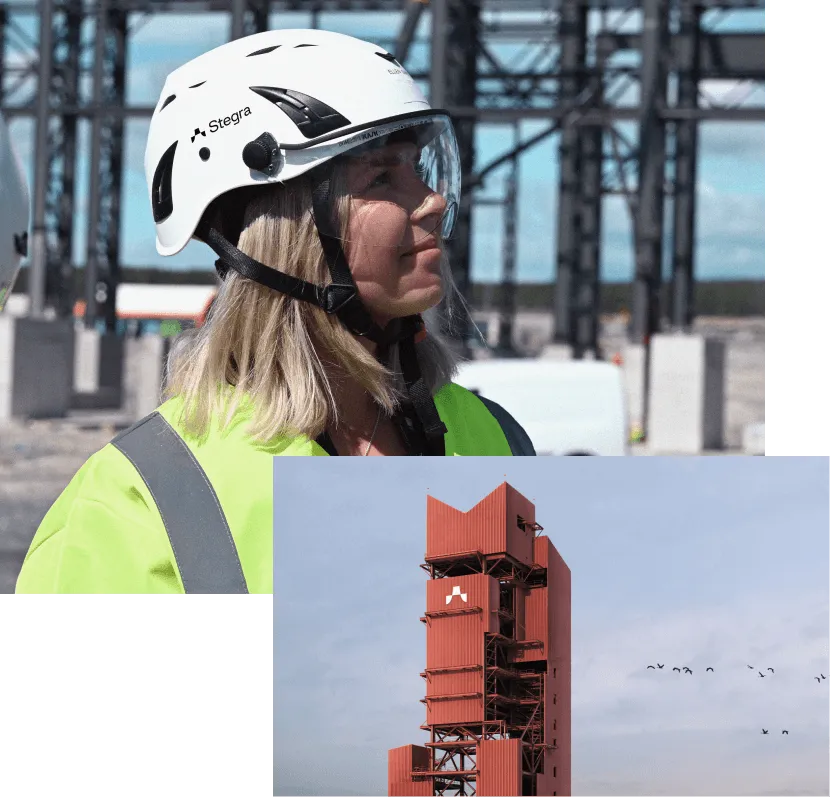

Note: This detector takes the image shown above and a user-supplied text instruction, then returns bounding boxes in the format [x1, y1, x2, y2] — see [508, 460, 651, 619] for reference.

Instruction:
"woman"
[16, 29, 534, 595]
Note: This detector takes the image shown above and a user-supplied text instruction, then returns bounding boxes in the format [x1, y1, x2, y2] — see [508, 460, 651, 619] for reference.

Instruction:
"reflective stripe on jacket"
[15, 381, 534, 594]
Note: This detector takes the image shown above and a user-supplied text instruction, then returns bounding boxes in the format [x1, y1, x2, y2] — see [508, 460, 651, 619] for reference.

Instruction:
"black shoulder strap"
[474, 395, 537, 456]
[111, 412, 249, 593]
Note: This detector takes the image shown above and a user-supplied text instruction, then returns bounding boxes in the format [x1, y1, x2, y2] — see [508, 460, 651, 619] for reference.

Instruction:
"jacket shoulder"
[438, 382, 536, 456]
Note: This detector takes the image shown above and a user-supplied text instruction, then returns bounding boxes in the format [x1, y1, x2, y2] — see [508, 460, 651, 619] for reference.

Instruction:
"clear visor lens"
[312, 115, 460, 252]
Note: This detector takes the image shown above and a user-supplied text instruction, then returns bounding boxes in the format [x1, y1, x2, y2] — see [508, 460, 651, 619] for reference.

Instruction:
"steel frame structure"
[1, 0, 763, 377]
[412, 550, 553, 794]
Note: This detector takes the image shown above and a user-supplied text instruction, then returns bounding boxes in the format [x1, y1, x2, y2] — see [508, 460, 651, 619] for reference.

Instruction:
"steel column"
[496, 121, 519, 354]
[431, 0, 480, 353]
[553, 0, 587, 347]
[670, 0, 702, 330]
[83, 0, 108, 329]
[29, 0, 55, 319]
[631, 0, 670, 345]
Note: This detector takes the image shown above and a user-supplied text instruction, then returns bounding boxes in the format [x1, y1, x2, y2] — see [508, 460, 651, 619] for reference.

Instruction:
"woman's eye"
[368, 171, 391, 189]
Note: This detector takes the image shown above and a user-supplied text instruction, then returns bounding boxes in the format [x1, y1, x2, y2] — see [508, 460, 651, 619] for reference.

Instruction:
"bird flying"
[656, 664, 664, 669]
[758, 672, 765, 678]
[673, 667, 681, 673]
[816, 677, 821, 683]
[747, 665, 754, 669]
[782, 730, 788, 735]
[822, 674, 826, 680]
[762, 729, 768, 734]
[706, 667, 714, 672]
[767, 668, 774, 673]
[647, 665, 656, 669]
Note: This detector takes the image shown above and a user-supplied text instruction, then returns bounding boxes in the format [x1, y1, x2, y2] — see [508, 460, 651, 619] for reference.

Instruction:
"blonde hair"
[163, 161, 466, 445]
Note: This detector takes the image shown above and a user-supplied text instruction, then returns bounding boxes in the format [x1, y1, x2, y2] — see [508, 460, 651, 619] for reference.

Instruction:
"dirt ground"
[0, 420, 114, 593]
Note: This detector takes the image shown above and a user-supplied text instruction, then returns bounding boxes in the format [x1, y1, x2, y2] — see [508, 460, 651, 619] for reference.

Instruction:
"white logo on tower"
[446, 585, 468, 605]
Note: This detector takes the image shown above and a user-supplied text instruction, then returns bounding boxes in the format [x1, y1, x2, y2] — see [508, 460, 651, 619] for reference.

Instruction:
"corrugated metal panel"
[536, 749, 557, 797]
[426, 573, 499, 633]
[426, 485, 507, 560]
[426, 694, 483, 725]
[508, 584, 547, 664]
[426, 612, 485, 670]
[533, 534, 550, 568]
[476, 738, 523, 796]
[388, 745, 430, 786]
[504, 483, 535, 566]
[546, 540, 571, 797]
[426, 668, 483, 698]
[426, 483, 535, 565]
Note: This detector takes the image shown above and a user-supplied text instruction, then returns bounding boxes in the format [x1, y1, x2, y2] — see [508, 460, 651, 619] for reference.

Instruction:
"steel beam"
[597, 31, 764, 80]
[394, 0, 425, 66]
[0, 1, 767, 10]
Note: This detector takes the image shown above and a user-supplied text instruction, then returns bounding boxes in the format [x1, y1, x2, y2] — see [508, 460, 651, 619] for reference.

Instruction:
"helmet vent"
[151, 141, 178, 223]
[160, 94, 176, 111]
[189, 81, 206, 88]
[249, 86, 350, 139]
[247, 45, 281, 57]
[376, 51, 403, 68]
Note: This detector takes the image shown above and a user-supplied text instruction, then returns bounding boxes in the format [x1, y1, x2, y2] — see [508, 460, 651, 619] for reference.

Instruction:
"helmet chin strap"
[194, 177, 448, 455]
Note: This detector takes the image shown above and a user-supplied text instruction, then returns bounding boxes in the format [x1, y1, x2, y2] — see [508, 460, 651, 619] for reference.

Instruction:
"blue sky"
[273, 457, 828, 796]
[3, 7, 764, 283]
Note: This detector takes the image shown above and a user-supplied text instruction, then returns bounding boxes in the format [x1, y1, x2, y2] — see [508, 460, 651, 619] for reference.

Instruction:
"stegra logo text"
[192, 106, 252, 142]
[209, 106, 252, 132]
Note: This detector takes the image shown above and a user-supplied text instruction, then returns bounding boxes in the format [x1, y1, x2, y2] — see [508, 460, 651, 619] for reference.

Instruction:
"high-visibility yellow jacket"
[15, 382, 534, 594]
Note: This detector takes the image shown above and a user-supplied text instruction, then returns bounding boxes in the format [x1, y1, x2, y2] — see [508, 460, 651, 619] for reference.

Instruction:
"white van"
[454, 358, 629, 456]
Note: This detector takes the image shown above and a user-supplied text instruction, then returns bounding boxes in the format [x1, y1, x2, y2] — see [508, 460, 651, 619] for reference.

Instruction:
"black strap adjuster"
[317, 283, 358, 314]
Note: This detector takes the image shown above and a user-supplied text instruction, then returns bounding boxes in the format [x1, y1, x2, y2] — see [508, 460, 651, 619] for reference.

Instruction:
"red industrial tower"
[388, 482, 571, 796]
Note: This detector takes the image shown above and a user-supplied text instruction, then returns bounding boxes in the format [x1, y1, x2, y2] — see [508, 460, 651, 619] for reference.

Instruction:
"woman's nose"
[412, 188, 447, 222]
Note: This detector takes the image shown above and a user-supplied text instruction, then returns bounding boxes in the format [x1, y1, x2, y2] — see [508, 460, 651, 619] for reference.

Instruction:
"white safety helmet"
[143, 28, 461, 455]
[144, 27, 460, 256]
[0, 112, 30, 314]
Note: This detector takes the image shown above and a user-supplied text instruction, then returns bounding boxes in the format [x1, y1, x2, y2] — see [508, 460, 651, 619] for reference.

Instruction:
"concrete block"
[0, 316, 75, 422]
[540, 344, 573, 360]
[742, 422, 765, 455]
[648, 333, 726, 454]
[123, 334, 171, 421]
[72, 328, 125, 409]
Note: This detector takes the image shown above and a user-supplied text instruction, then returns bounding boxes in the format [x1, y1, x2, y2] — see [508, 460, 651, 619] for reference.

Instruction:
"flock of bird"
[643, 663, 827, 735]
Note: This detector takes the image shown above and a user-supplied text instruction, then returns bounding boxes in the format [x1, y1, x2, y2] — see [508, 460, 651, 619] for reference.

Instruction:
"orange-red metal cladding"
[424, 579, 491, 722]
[426, 613, 484, 670]
[391, 482, 572, 796]
[426, 573, 500, 628]
[426, 694, 483, 725]
[426, 482, 534, 566]
[388, 745, 431, 796]
[545, 538, 572, 797]
[509, 584, 547, 664]
[476, 739, 523, 797]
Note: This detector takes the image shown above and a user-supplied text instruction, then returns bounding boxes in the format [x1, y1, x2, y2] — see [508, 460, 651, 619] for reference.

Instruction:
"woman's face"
[340, 141, 448, 326]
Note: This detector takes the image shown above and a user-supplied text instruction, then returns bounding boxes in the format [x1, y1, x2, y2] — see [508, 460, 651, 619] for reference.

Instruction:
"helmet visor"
[312, 114, 460, 252]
